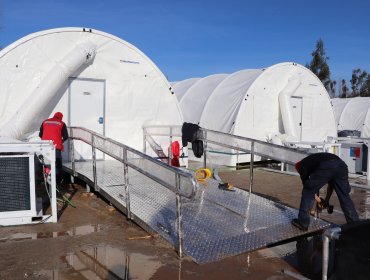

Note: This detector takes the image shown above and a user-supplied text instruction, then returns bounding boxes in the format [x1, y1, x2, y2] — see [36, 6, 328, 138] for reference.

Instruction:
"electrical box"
[340, 143, 367, 174]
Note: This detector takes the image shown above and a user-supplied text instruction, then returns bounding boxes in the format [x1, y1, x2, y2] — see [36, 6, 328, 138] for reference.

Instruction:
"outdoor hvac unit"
[340, 143, 368, 174]
[0, 154, 40, 225]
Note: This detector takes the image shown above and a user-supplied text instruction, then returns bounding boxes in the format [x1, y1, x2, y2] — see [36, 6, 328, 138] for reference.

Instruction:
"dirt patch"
[1, 168, 369, 279]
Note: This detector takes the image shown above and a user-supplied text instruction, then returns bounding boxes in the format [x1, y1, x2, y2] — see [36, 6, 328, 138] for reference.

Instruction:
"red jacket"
[39, 112, 68, 151]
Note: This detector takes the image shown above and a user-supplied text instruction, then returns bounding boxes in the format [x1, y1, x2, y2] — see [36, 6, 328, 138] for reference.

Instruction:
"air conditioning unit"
[0, 142, 57, 226]
[0, 154, 39, 225]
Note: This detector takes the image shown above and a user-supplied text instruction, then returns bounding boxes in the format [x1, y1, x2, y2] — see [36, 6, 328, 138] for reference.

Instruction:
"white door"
[290, 96, 303, 141]
[69, 78, 105, 160]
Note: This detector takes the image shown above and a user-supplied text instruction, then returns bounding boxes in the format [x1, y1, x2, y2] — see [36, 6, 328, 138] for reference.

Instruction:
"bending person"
[39, 112, 69, 185]
[292, 152, 359, 231]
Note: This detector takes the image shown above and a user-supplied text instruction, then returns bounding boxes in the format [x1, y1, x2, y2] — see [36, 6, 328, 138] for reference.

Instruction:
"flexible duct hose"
[0, 41, 97, 140]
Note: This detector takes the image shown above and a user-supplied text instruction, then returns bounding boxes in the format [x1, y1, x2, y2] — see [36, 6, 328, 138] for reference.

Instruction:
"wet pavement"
[0, 168, 369, 279]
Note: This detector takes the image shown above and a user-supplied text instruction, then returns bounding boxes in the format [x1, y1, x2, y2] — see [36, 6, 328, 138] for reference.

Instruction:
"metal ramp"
[65, 127, 330, 264]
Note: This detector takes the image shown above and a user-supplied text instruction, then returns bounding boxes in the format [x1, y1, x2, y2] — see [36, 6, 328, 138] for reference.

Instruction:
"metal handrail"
[199, 128, 309, 165]
[142, 125, 310, 210]
[69, 126, 198, 258]
[143, 125, 309, 165]
[69, 127, 197, 199]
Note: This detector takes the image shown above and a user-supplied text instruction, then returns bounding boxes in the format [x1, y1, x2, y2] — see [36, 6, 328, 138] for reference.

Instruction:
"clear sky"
[0, 0, 369, 84]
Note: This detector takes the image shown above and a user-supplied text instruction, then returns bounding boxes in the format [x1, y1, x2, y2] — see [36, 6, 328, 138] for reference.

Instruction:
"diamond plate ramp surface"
[64, 160, 330, 263]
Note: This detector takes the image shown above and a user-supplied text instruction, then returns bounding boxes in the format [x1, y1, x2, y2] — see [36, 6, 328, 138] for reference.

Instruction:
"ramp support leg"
[92, 135, 99, 192]
[70, 133, 76, 177]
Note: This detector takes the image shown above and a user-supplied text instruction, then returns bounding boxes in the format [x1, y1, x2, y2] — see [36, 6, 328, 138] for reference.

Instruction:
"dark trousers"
[298, 159, 359, 227]
[56, 150, 63, 185]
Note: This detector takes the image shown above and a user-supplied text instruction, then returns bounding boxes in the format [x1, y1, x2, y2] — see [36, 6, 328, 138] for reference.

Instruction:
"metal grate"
[0, 156, 31, 212]
[64, 160, 330, 263]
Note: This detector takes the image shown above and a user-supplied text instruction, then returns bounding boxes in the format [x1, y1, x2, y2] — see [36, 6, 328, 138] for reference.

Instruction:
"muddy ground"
[0, 167, 369, 280]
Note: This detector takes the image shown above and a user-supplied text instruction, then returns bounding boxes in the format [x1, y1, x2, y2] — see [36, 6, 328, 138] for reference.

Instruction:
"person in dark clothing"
[292, 152, 359, 231]
[39, 112, 69, 185]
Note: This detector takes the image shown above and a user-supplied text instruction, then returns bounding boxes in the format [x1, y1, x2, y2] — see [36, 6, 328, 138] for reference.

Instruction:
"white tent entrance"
[69, 78, 105, 160]
[290, 96, 303, 141]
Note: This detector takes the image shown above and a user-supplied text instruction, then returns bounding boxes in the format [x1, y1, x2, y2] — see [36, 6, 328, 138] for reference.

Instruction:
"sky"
[0, 0, 369, 85]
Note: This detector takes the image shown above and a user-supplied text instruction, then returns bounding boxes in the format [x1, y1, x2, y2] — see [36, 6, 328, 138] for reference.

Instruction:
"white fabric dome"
[175, 62, 337, 165]
[0, 27, 182, 155]
[332, 97, 370, 137]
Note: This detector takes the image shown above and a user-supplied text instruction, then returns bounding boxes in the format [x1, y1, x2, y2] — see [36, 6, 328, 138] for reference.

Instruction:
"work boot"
[291, 219, 308, 231]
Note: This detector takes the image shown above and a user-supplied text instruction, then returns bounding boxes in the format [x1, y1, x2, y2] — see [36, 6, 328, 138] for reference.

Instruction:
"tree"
[328, 80, 337, 98]
[350, 68, 369, 97]
[339, 79, 349, 98]
[307, 38, 331, 90]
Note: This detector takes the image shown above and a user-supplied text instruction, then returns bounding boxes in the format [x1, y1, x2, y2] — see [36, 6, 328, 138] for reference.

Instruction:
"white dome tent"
[176, 62, 337, 165]
[179, 74, 228, 124]
[171, 77, 201, 102]
[332, 97, 370, 138]
[0, 28, 183, 159]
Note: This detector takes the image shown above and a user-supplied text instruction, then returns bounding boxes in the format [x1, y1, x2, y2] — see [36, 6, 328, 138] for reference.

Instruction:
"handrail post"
[169, 127, 173, 165]
[123, 147, 131, 220]
[322, 234, 330, 280]
[322, 227, 341, 280]
[203, 130, 207, 169]
[92, 134, 99, 191]
[70, 129, 76, 177]
[249, 141, 254, 195]
[175, 174, 183, 258]
[143, 128, 147, 154]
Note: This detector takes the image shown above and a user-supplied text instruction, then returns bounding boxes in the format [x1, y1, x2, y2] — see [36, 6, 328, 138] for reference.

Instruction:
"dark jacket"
[296, 153, 340, 181]
[181, 122, 200, 147]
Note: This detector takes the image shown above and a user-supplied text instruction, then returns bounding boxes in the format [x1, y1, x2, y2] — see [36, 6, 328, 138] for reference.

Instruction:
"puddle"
[356, 189, 370, 219]
[0, 224, 106, 243]
[31, 245, 162, 280]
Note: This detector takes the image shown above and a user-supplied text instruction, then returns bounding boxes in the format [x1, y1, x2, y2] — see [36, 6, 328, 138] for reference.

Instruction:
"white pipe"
[0, 41, 96, 140]
[278, 77, 302, 138]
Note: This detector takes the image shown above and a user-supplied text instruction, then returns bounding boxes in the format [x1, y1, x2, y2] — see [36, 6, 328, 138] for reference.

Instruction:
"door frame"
[68, 77, 106, 136]
[68, 77, 106, 160]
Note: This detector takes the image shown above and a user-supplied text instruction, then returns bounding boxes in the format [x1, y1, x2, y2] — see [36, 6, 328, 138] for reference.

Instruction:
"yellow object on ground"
[195, 168, 212, 181]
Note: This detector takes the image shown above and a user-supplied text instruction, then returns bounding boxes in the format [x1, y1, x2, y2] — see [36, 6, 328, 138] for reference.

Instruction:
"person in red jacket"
[39, 112, 69, 185]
